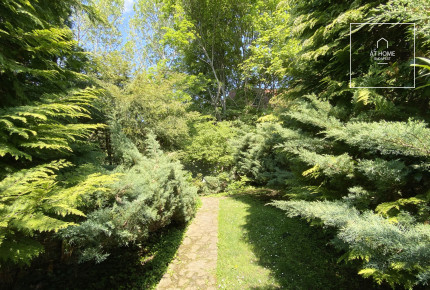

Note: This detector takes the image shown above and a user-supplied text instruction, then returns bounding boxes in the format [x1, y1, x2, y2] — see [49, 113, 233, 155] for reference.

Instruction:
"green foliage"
[131, 0, 177, 68]
[3, 0, 429, 288]
[234, 122, 297, 187]
[0, 0, 107, 174]
[72, 0, 133, 87]
[413, 57, 430, 89]
[0, 88, 106, 175]
[235, 0, 430, 288]
[226, 175, 251, 194]
[109, 120, 144, 167]
[240, 0, 299, 89]
[11, 225, 187, 289]
[163, 0, 266, 118]
[285, 0, 429, 100]
[324, 119, 430, 158]
[0, 0, 93, 107]
[115, 70, 198, 150]
[201, 175, 225, 195]
[181, 119, 236, 174]
[296, 151, 355, 178]
[218, 194, 378, 289]
[0, 161, 114, 265]
[271, 200, 430, 289]
[60, 133, 197, 263]
[265, 95, 430, 286]
[0, 0, 115, 268]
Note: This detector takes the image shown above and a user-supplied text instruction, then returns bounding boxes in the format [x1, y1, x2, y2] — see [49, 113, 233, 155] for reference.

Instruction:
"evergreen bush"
[0, 0, 113, 266]
[238, 0, 430, 287]
[60, 133, 197, 263]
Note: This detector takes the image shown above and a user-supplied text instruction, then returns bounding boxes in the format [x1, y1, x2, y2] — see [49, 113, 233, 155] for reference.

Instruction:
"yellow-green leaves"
[0, 161, 116, 264]
[0, 88, 105, 163]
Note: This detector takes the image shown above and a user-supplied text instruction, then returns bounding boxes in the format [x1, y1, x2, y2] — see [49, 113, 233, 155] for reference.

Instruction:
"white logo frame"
[349, 23, 416, 89]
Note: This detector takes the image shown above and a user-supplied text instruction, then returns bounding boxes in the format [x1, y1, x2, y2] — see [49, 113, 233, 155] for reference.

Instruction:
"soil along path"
[157, 197, 219, 290]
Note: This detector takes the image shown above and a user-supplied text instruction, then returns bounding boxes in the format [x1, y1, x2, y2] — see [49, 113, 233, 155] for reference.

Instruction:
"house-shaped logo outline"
[376, 37, 388, 49]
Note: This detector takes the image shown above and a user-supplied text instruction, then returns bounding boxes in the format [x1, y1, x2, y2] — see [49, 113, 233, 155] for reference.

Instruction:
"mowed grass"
[217, 194, 387, 289]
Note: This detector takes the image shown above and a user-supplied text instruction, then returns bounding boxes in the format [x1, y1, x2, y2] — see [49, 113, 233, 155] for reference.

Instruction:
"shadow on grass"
[10, 224, 187, 290]
[229, 193, 390, 290]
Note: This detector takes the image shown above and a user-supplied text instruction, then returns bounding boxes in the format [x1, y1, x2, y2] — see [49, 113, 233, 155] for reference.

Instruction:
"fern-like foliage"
[0, 160, 115, 264]
[237, 0, 430, 287]
[0, 0, 95, 108]
[325, 120, 430, 158]
[0, 0, 113, 267]
[271, 200, 430, 289]
[0, 88, 106, 175]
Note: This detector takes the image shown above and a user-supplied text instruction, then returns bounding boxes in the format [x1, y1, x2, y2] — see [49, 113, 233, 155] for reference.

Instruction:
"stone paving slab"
[157, 197, 219, 290]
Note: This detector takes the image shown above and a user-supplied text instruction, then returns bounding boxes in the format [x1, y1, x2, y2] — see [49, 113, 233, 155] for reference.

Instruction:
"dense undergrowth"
[9, 225, 187, 289]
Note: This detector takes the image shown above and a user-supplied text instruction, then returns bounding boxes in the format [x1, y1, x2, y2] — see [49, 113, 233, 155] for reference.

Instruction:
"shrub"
[201, 173, 231, 195]
[0, 0, 114, 266]
[0, 161, 114, 265]
[241, 0, 430, 287]
[181, 119, 236, 175]
[271, 200, 430, 289]
[60, 133, 197, 263]
[233, 122, 294, 187]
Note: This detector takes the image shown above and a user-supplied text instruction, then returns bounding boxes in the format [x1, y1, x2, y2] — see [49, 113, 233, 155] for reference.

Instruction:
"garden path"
[157, 197, 219, 290]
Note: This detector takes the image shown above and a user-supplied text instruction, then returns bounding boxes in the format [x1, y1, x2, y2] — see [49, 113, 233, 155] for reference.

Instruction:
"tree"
[114, 68, 199, 150]
[0, 0, 113, 265]
[163, 0, 260, 119]
[234, 0, 430, 287]
[240, 0, 299, 92]
[71, 0, 133, 87]
[131, 0, 177, 69]
[181, 118, 236, 174]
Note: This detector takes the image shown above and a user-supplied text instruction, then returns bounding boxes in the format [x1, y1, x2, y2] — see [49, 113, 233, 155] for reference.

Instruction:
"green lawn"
[217, 193, 387, 289]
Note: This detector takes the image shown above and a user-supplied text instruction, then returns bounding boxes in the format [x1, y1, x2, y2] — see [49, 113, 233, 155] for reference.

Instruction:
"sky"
[124, 0, 135, 13]
[120, 0, 135, 46]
